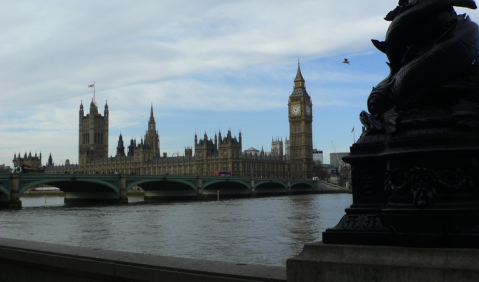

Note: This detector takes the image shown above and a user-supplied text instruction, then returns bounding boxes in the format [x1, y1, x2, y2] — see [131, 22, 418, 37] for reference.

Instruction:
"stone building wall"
[13, 152, 42, 168]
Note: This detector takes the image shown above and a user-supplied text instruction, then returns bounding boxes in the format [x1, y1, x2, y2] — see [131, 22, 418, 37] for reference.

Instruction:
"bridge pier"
[0, 174, 22, 209]
[197, 176, 204, 199]
[251, 178, 256, 197]
[119, 175, 128, 204]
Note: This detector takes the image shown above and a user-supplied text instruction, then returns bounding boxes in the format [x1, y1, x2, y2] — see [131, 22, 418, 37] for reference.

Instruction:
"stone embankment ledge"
[0, 237, 285, 282]
[287, 242, 479, 282]
[314, 180, 348, 193]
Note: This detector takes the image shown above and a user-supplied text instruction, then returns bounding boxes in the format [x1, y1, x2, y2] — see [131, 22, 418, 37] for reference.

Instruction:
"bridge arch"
[18, 178, 120, 196]
[254, 180, 288, 194]
[0, 185, 9, 201]
[255, 180, 288, 189]
[202, 179, 251, 192]
[290, 181, 314, 191]
[126, 179, 197, 194]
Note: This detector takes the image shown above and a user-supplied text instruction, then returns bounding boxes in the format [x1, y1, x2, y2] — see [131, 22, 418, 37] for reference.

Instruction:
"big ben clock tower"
[288, 62, 313, 179]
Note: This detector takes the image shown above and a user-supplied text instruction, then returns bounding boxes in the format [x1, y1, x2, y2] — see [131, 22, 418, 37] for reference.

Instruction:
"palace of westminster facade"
[16, 65, 314, 179]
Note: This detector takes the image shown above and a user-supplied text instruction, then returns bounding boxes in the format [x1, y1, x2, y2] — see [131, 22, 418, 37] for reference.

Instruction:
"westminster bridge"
[0, 174, 315, 208]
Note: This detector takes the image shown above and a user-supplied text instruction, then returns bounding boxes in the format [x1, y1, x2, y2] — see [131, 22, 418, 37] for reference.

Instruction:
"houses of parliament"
[18, 65, 314, 179]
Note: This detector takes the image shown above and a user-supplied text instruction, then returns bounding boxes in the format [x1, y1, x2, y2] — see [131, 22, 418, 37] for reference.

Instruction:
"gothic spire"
[291, 60, 309, 95]
[148, 104, 156, 131]
[48, 153, 53, 166]
[294, 60, 305, 83]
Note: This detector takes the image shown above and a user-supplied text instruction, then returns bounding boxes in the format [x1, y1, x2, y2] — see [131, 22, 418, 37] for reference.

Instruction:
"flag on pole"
[351, 126, 354, 133]
[88, 82, 96, 104]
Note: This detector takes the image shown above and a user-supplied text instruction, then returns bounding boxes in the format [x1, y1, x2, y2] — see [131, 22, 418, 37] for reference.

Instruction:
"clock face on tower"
[291, 104, 300, 115]
[305, 105, 311, 115]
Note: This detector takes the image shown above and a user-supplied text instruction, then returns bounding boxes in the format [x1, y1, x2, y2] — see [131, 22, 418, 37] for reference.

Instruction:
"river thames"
[0, 194, 351, 266]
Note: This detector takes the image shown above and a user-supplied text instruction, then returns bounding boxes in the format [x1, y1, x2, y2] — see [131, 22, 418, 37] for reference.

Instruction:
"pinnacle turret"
[89, 98, 99, 114]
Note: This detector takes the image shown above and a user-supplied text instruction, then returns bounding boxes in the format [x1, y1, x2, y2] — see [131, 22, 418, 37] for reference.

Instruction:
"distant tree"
[313, 160, 330, 179]
[324, 168, 331, 179]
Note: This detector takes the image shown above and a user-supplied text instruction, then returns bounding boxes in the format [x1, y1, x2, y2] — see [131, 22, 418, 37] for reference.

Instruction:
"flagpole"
[352, 126, 355, 143]
[94, 81, 96, 105]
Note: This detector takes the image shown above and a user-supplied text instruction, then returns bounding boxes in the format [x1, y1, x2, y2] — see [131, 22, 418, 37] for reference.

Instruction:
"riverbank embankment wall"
[314, 180, 348, 193]
[0, 237, 285, 282]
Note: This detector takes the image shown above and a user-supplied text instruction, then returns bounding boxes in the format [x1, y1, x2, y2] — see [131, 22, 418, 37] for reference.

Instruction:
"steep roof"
[291, 62, 310, 97]
[294, 63, 305, 82]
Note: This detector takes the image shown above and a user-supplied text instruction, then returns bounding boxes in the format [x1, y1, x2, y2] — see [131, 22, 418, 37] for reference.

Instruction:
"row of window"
[82, 133, 105, 144]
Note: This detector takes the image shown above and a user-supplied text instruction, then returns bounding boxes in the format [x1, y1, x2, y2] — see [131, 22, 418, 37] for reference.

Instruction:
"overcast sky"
[1, 0, 478, 167]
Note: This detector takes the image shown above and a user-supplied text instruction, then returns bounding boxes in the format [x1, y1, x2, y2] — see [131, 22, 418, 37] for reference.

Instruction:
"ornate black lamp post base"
[322, 0, 479, 248]
[324, 115, 479, 247]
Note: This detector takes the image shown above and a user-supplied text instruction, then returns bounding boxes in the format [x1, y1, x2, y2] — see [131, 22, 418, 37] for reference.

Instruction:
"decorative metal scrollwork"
[385, 167, 475, 207]
[334, 214, 383, 230]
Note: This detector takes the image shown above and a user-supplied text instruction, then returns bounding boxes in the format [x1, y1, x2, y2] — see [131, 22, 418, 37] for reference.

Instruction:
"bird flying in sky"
[343, 58, 350, 65]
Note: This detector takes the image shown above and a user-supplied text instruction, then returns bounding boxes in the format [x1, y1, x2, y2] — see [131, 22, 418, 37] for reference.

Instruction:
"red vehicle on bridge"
[214, 171, 231, 177]
[12, 165, 45, 173]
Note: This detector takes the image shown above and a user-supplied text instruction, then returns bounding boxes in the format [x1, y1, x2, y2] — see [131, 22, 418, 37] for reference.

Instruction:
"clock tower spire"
[294, 60, 305, 88]
[144, 104, 160, 157]
[288, 61, 313, 179]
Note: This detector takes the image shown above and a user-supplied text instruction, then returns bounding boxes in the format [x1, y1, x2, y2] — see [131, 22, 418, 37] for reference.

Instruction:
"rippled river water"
[0, 194, 351, 266]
